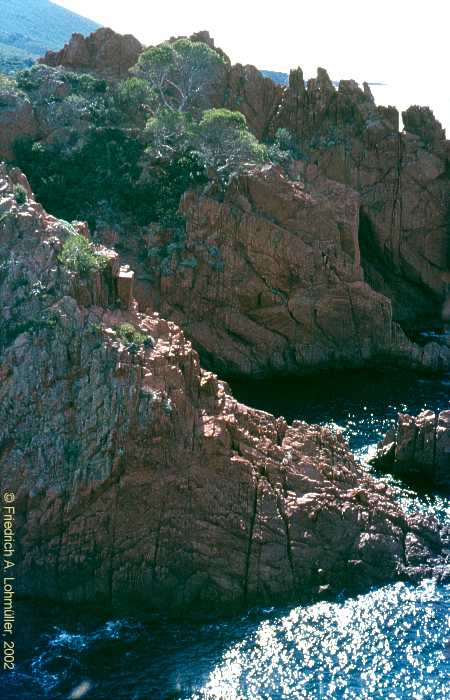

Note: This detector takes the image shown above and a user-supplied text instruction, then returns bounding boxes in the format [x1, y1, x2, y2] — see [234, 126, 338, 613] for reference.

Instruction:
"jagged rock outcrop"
[39, 27, 143, 79]
[273, 69, 450, 327]
[371, 410, 450, 491]
[225, 63, 283, 140]
[402, 105, 448, 159]
[2, 29, 449, 379]
[152, 162, 450, 376]
[1, 165, 447, 615]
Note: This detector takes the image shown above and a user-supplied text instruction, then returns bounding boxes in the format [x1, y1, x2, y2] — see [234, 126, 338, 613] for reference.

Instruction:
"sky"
[53, 0, 449, 133]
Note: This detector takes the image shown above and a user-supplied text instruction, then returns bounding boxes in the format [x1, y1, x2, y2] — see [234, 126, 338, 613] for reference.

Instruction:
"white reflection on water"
[193, 580, 450, 700]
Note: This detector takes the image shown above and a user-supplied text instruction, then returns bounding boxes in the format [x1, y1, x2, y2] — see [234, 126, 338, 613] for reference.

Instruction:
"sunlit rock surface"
[373, 410, 450, 492]
[39, 28, 143, 79]
[1, 164, 447, 616]
[154, 162, 450, 376]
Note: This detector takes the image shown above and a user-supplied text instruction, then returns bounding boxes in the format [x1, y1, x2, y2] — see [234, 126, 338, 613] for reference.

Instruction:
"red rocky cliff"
[1, 165, 446, 615]
[2, 29, 449, 379]
[152, 163, 450, 376]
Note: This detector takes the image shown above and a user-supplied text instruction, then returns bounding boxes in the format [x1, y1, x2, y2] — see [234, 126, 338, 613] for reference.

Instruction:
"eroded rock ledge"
[0, 165, 447, 616]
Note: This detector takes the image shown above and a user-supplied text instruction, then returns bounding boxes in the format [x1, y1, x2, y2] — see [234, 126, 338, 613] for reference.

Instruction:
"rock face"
[39, 28, 143, 79]
[272, 70, 450, 327]
[2, 29, 449, 379]
[372, 410, 450, 491]
[153, 162, 450, 376]
[0, 85, 39, 160]
[1, 165, 446, 616]
[225, 63, 283, 140]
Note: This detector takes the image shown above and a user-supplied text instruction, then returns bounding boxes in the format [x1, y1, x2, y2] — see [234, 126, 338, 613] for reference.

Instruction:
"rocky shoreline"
[1, 27, 450, 618]
[0, 166, 448, 618]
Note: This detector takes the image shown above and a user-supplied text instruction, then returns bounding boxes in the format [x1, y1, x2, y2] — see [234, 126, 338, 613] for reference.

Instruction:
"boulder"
[371, 410, 450, 491]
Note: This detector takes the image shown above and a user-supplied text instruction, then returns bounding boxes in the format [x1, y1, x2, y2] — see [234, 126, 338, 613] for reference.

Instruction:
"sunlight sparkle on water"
[193, 580, 450, 700]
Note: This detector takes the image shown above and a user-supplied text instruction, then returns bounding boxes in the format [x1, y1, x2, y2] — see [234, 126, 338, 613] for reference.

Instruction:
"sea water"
[4, 370, 449, 700]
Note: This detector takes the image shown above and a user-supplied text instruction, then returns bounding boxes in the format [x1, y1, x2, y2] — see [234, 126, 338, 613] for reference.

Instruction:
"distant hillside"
[0, 0, 101, 74]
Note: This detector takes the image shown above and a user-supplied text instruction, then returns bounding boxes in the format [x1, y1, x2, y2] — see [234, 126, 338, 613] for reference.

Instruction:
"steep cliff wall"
[1, 166, 446, 616]
[1, 28, 448, 378]
[152, 163, 450, 376]
[273, 70, 450, 326]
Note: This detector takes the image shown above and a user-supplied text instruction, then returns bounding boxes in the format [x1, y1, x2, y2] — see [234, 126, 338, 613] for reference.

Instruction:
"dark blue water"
[4, 370, 450, 700]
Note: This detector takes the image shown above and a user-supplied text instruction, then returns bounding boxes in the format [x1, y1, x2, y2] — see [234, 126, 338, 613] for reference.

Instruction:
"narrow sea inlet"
[4, 371, 449, 700]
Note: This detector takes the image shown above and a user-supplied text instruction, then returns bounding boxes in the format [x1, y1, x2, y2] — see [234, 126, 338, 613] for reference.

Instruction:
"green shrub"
[14, 184, 27, 205]
[0, 74, 21, 98]
[115, 323, 154, 353]
[15, 69, 36, 92]
[13, 129, 206, 231]
[88, 322, 102, 335]
[117, 77, 152, 111]
[59, 234, 108, 276]
[195, 109, 268, 175]
[134, 39, 226, 114]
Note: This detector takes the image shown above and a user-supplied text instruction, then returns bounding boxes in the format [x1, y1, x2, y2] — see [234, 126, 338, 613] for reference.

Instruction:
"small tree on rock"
[195, 108, 267, 176]
[133, 39, 226, 114]
[145, 109, 194, 159]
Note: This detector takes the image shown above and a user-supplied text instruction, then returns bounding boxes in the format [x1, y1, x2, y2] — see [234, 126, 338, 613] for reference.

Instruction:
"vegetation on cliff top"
[133, 38, 226, 114]
[115, 323, 154, 353]
[9, 38, 295, 239]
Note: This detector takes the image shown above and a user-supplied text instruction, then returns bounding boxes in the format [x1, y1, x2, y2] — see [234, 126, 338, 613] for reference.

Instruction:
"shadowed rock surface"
[0, 83, 39, 160]
[372, 410, 450, 492]
[1, 165, 447, 616]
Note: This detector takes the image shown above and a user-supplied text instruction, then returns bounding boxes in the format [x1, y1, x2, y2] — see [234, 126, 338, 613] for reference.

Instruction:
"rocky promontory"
[0, 28, 449, 380]
[1, 166, 447, 616]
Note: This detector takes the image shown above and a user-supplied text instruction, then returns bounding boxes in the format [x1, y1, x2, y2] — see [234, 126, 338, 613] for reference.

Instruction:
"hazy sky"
[53, 0, 449, 132]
